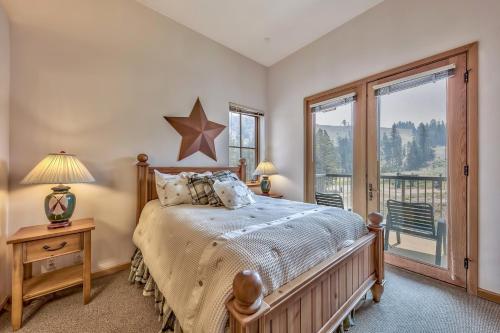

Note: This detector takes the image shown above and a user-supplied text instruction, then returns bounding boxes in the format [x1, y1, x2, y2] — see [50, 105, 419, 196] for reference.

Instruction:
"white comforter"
[133, 196, 367, 333]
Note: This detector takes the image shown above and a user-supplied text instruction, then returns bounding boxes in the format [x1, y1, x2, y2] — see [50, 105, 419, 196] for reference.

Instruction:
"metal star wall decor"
[165, 98, 226, 161]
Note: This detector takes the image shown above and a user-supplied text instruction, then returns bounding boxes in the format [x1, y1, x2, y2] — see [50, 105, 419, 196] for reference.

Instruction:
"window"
[228, 104, 262, 181]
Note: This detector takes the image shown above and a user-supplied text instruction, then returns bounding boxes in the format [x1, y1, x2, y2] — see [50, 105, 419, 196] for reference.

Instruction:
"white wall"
[0, 2, 9, 303]
[2, 0, 266, 272]
[268, 0, 500, 293]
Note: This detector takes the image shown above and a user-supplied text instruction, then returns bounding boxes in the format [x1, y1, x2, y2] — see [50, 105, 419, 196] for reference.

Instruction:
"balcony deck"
[387, 230, 447, 268]
[316, 173, 448, 268]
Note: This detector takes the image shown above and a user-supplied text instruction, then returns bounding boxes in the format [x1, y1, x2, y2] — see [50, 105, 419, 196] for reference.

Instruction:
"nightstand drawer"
[24, 233, 82, 263]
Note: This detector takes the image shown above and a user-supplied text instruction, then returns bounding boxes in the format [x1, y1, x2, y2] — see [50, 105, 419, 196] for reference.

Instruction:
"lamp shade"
[253, 161, 278, 176]
[21, 152, 95, 185]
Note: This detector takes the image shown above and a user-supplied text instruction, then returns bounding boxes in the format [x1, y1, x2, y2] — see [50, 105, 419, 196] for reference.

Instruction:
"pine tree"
[381, 132, 392, 172]
[416, 122, 435, 163]
[438, 121, 447, 146]
[315, 129, 338, 174]
[402, 119, 446, 172]
[337, 134, 352, 174]
[405, 139, 420, 170]
[395, 120, 416, 134]
[381, 124, 404, 173]
[391, 124, 404, 171]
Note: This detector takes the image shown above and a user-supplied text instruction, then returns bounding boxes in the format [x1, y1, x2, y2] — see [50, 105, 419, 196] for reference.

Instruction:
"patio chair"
[384, 199, 446, 266]
[315, 192, 344, 209]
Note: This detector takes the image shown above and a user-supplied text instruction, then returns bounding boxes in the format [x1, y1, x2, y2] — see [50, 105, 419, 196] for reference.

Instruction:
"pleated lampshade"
[253, 161, 278, 176]
[21, 152, 95, 185]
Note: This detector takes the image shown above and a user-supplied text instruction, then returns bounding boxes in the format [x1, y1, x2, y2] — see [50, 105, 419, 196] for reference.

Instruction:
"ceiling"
[136, 0, 384, 66]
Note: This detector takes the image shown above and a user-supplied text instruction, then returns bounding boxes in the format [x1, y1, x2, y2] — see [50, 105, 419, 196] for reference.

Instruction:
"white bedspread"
[133, 196, 367, 333]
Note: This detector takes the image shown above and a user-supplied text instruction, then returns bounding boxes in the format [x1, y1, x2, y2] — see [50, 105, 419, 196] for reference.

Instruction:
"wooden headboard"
[136, 153, 247, 223]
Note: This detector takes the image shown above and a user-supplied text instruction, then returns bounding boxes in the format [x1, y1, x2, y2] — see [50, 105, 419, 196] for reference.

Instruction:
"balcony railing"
[315, 173, 447, 218]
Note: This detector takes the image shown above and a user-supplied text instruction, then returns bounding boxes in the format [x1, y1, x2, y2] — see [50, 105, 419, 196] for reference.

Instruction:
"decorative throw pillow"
[187, 175, 212, 205]
[212, 179, 256, 209]
[204, 171, 240, 206]
[154, 170, 191, 206]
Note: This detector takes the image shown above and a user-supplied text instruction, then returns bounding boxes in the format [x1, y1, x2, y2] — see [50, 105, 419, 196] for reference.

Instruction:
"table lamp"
[253, 161, 278, 194]
[21, 151, 95, 229]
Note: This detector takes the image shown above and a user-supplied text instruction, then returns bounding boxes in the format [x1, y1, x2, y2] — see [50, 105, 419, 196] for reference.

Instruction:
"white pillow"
[154, 170, 192, 206]
[212, 179, 256, 209]
[178, 171, 212, 178]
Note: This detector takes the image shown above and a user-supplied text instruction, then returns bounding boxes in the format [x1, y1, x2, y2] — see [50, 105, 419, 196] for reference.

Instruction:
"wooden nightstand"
[6, 218, 95, 331]
[257, 193, 284, 199]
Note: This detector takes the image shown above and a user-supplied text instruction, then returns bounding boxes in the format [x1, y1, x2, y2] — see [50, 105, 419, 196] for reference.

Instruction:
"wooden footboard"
[227, 212, 385, 333]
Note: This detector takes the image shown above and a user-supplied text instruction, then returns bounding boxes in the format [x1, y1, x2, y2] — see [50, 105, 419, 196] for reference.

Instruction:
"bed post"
[367, 211, 385, 302]
[227, 270, 268, 333]
[232, 270, 263, 314]
[137, 153, 150, 224]
[238, 158, 247, 182]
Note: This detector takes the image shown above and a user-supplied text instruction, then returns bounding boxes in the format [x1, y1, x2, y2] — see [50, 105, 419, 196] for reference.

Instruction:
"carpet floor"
[0, 265, 499, 333]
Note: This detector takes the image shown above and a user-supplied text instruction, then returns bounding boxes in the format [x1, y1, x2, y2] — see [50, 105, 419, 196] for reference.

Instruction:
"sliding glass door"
[367, 54, 468, 286]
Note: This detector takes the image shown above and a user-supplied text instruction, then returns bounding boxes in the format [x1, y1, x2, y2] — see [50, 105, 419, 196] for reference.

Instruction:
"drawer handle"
[42, 241, 67, 252]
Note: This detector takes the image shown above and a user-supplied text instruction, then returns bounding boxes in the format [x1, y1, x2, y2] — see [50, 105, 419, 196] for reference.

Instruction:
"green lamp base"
[44, 184, 76, 229]
[260, 176, 272, 194]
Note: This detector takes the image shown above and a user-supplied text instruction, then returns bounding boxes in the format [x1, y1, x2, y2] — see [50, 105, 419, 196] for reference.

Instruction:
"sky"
[315, 78, 447, 128]
[315, 102, 353, 127]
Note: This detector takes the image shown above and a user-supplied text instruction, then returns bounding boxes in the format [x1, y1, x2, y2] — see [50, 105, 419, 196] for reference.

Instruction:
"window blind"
[373, 64, 456, 97]
[229, 102, 264, 116]
[310, 92, 356, 113]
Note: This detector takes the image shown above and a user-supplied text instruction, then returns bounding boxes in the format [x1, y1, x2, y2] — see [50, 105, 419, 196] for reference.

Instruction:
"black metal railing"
[315, 173, 447, 217]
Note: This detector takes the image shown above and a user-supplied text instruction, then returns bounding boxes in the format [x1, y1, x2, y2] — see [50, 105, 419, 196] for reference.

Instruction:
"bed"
[133, 153, 385, 333]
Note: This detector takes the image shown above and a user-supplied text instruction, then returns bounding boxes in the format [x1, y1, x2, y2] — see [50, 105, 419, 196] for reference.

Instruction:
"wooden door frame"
[303, 42, 478, 295]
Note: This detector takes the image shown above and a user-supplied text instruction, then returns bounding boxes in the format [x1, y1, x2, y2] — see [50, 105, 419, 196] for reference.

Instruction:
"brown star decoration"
[165, 98, 226, 161]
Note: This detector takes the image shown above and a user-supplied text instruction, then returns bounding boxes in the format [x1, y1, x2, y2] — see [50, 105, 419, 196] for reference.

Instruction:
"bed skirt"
[129, 249, 182, 333]
[129, 248, 357, 333]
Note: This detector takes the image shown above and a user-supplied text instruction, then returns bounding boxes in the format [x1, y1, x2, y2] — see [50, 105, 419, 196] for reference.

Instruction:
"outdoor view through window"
[229, 112, 258, 180]
[314, 101, 354, 210]
[313, 76, 449, 268]
[378, 78, 448, 268]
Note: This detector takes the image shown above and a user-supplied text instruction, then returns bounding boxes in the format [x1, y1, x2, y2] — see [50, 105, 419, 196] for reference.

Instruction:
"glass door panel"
[313, 102, 354, 210]
[377, 76, 448, 268]
[367, 55, 468, 286]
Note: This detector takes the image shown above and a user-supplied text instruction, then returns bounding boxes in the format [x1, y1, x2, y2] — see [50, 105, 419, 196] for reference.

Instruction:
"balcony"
[315, 173, 448, 267]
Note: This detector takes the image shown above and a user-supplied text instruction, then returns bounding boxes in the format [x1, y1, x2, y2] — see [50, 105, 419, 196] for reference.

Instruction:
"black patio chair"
[315, 192, 344, 209]
[384, 199, 446, 266]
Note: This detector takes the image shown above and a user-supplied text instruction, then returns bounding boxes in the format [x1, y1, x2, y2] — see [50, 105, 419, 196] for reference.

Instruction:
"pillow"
[179, 171, 212, 179]
[212, 179, 255, 209]
[154, 170, 191, 206]
[187, 170, 239, 206]
[204, 171, 240, 207]
[186, 174, 212, 205]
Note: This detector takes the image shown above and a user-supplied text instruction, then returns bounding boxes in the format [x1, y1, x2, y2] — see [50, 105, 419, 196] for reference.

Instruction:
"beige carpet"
[350, 267, 500, 333]
[0, 266, 499, 333]
[0, 271, 162, 333]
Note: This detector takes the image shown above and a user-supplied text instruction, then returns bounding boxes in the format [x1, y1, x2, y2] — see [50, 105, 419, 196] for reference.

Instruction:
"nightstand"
[257, 193, 284, 199]
[6, 218, 95, 331]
